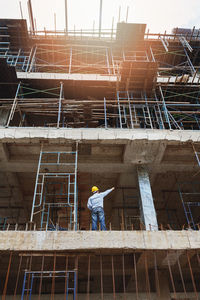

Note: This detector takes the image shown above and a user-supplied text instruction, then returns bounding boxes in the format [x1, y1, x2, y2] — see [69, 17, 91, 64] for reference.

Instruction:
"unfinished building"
[1, 15, 200, 299]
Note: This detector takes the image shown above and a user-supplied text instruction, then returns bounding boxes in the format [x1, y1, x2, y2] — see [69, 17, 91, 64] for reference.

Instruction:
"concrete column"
[137, 165, 158, 230]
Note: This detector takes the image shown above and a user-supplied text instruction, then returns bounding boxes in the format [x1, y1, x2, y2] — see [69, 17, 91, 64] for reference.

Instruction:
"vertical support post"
[133, 253, 139, 300]
[75, 256, 78, 300]
[25, 47, 34, 72]
[144, 252, 151, 300]
[69, 47, 72, 74]
[73, 145, 78, 230]
[137, 165, 158, 230]
[104, 97, 107, 128]
[29, 274, 34, 300]
[111, 256, 116, 300]
[66, 272, 69, 300]
[54, 13, 57, 33]
[57, 82, 63, 128]
[99, 0, 103, 38]
[106, 48, 111, 74]
[87, 255, 90, 300]
[122, 254, 126, 300]
[65, 256, 68, 299]
[100, 255, 103, 300]
[187, 251, 198, 299]
[21, 271, 27, 300]
[154, 252, 161, 298]
[176, 251, 187, 298]
[2, 252, 12, 300]
[19, 1, 24, 19]
[73, 271, 76, 300]
[6, 82, 21, 127]
[65, 0, 68, 35]
[38, 256, 45, 300]
[27, 0, 35, 34]
[51, 253, 56, 300]
[117, 92, 122, 128]
[14, 255, 22, 299]
[127, 91, 134, 129]
[30, 150, 43, 222]
[159, 86, 171, 130]
[28, 45, 37, 72]
[166, 251, 177, 299]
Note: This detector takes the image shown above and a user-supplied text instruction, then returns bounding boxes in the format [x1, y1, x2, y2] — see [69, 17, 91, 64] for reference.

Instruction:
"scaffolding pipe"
[27, 0, 35, 34]
[159, 86, 172, 130]
[19, 1, 23, 19]
[99, 0, 103, 37]
[126, 6, 129, 23]
[6, 82, 21, 127]
[57, 82, 63, 128]
[65, 0, 68, 35]
[104, 97, 107, 128]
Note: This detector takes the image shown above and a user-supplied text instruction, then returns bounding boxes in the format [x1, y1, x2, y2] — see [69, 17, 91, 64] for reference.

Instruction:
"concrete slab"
[17, 72, 118, 82]
[166, 231, 190, 249]
[0, 128, 199, 144]
[0, 231, 200, 252]
[187, 230, 200, 248]
[143, 231, 169, 249]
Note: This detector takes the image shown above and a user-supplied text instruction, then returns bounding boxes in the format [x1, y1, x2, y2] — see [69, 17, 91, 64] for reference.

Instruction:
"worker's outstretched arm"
[100, 187, 115, 197]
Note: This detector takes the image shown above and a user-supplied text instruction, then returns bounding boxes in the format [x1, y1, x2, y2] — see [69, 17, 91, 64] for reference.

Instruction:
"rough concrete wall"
[0, 231, 200, 251]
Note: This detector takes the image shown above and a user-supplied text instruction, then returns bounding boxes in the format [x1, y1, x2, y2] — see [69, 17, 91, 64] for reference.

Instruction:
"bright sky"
[1, 0, 200, 33]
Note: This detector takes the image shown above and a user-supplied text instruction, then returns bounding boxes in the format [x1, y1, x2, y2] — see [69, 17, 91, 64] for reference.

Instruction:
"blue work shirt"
[87, 188, 113, 210]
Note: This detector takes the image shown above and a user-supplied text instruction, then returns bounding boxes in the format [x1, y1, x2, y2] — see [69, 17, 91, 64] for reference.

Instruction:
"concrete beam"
[157, 75, 200, 84]
[17, 72, 118, 82]
[0, 230, 199, 251]
[0, 128, 199, 144]
[137, 165, 158, 231]
[0, 161, 198, 174]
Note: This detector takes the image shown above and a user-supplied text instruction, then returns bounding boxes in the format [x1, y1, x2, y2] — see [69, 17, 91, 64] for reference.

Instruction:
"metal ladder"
[40, 202, 51, 230]
[142, 105, 153, 128]
[117, 91, 127, 128]
[179, 183, 200, 230]
[182, 201, 200, 230]
[21, 272, 34, 300]
[31, 151, 78, 230]
[0, 26, 10, 55]
[66, 271, 76, 300]
[179, 36, 193, 52]
[117, 91, 137, 128]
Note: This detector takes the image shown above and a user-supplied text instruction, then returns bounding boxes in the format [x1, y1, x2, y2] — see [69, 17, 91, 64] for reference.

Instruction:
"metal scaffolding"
[178, 181, 200, 229]
[21, 270, 76, 300]
[30, 150, 78, 230]
[2, 251, 200, 299]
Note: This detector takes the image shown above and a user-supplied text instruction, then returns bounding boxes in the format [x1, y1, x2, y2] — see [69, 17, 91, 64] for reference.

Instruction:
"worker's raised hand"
[112, 187, 115, 191]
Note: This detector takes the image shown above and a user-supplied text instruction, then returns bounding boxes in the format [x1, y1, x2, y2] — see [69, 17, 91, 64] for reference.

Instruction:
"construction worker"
[87, 186, 115, 230]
